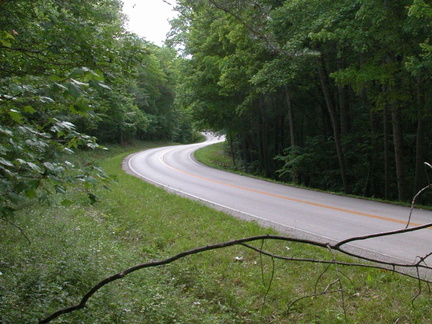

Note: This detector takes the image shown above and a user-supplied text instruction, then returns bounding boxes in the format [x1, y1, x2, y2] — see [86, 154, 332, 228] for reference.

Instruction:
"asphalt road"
[124, 134, 432, 269]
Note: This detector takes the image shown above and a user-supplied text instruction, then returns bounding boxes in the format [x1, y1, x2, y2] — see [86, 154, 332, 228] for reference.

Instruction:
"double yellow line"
[161, 153, 420, 228]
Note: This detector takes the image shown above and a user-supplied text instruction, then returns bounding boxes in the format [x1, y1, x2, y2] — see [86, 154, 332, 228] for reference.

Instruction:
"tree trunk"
[284, 85, 299, 183]
[414, 115, 426, 193]
[383, 102, 391, 200]
[337, 58, 350, 137]
[285, 85, 296, 148]
[258, 96, 270, 176]
[226, 127, 237, 167]
[414, 84, 427, 196]
[318, 55, 349, 193]
[391, 100, 409, 201]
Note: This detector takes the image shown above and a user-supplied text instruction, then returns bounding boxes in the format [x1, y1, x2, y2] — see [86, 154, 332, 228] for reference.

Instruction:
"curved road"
[124, 134, 432, 268]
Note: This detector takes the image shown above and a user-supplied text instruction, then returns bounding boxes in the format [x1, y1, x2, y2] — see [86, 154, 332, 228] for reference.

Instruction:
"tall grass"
[1, 141, 431, 323]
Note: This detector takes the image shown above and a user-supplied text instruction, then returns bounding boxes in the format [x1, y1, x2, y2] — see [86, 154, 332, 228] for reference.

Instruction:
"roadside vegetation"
[2, 142, 432, 323]
[194, 142, 235, 171]
[173, 0, 432, 204]
[2, 0, 432, 322]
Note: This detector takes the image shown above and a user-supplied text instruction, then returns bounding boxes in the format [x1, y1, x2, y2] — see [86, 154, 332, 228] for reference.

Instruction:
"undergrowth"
[1, 141, 431, 323]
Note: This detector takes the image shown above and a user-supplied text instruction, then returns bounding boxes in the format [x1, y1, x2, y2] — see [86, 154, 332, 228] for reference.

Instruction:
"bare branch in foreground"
[2, 218, 31, 244]
[407, 184, 432, 228]
[39, 226, 432, 323]
[406, 162, 432, 228]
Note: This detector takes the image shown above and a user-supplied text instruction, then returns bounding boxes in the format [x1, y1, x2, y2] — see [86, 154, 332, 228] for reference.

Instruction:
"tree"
[174, 0, 432, 202]
[0, 0, 127, 215]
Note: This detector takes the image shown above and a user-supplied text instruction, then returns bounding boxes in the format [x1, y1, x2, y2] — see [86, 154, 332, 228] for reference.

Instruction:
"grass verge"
[1, 141, 431, 323]
[194, 142, 235, 171]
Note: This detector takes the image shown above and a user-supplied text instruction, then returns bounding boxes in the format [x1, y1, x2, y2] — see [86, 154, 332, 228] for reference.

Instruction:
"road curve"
[124, 134, 432, 268]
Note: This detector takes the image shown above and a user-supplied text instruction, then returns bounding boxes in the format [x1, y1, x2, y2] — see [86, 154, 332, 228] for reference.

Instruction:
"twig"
[327, 245, 348, 322]
[242, 242, 427, 282]
[406, 162, 432, 228]
[2, 218, 31, 244]
[335, 221, 432, 249]
[314, 253, 333, 295]
[286, 283, 343, 315]
[406, 184, 432, 228]
[262, 243, 275, 306]
[38, 235, 289, 323]
[259, 239, 266, 287]
[39, 231, 432, 323]
[38, 162, 432, 322]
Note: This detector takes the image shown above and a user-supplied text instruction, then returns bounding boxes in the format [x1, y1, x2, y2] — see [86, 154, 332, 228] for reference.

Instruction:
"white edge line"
[125, 149, 413, 267]
[126, 151, 330, 238]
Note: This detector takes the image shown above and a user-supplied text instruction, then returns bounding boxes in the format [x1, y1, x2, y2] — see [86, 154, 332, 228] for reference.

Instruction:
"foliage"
[194, 141, 236, 170]
[0, 118, 110, 216]
[2, 144, 432, 323]
[173, 0, 432, 202]
[0, 0, 194, 216]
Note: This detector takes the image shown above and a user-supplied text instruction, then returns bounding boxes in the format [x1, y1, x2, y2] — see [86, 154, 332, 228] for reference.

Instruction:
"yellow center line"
[163, 158, 422, 228]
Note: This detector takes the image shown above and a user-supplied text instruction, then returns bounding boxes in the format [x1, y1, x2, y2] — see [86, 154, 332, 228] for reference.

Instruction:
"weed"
[1, 141, 432, 323]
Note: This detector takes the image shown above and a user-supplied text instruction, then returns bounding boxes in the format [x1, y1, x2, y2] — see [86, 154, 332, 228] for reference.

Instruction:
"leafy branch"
[206, 0, 280, 54]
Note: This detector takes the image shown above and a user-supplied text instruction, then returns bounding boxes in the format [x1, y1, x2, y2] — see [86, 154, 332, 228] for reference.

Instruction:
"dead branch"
[39, 226, 432, 323]
[2, 218, 31, 244]
[258, 239, 275, 306]
[286, 282, 343, 315]
[406, 162, 432, 227]
[38, 159, 432, 323]
[328, 246, 348, 321]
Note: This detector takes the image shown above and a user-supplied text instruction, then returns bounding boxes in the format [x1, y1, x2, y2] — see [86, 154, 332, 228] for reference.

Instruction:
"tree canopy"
[2, 0, 432, 216]
[0, 0, 193, 216]
[172, 0, 432, 202]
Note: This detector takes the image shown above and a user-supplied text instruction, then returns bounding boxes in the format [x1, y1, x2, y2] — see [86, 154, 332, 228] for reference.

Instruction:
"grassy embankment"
[1, 141, 431, 323]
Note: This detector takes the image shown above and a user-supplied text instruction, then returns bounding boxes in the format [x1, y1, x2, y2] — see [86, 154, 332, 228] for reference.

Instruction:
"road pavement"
[124, 134, 432, 272]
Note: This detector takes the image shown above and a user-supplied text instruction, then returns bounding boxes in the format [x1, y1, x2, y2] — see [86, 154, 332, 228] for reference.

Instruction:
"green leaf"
[65, 81, 83, 98]
[0, 207, 16, 217]
[7, 192, 24, 204]
[61, 199, 74, 206]
[70, 67, 105, 82]
[64, 161, 75, 168]
[0, 39, 11, 47]
[53, 82, 68, 92]
[28, 179, 40, 189]
[27, 162, 42, 173]
[74, 98, 90, 112]
[25, 189, 37, 199]
[39, 96, 55, 103]
[49, 75, 63, 82]
[0, 157, 14, 167]
[0, 31, 14, 47]
[8, 109, 23, 124]
[2, 31, 15, 40]
[43, 162, 54, 171]
[87, 192, 99, 204]
[0, 126, 13, 136]
[10, 84, 25, 94]
[54, 185, 66, 194]
[89, 80, 111, 92]
[52, 119, 76, 132]
[23, 106, 36, 114]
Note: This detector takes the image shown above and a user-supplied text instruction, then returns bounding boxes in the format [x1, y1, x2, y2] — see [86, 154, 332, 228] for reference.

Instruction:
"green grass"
[194, 142, 236, 171]
[1, 141, 432, 323]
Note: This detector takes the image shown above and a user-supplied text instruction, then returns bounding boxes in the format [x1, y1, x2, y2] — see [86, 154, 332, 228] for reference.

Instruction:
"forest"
[1, 0, 432, 217]
[2, 0, 432, 322]
[0, 0, 194, 216]
[171, 0, 432, 203]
